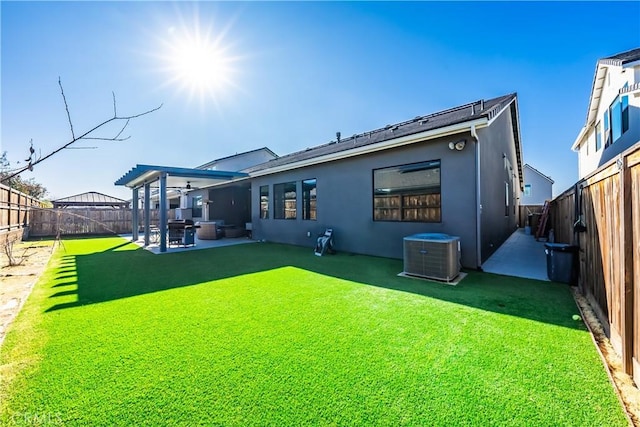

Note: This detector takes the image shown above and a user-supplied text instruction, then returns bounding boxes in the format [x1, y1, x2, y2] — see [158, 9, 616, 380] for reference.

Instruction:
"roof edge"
[248, 117, 489, 178]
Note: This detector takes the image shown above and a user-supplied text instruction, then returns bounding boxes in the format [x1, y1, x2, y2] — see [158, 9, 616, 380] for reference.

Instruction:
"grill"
[168, 219, 196, 247]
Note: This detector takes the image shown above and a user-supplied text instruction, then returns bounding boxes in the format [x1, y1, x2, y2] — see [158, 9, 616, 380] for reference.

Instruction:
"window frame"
[622, 94, 629, 134]
[274, 182, 297, 220]
[604, 110, 611, 148]
[302, 178, 317, 221]
[595, 121, 602, 151]
[259, 185, 269, 219]
[372, 159, 441, 223]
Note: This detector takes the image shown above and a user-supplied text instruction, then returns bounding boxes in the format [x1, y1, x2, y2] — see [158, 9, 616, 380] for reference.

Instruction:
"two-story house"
[572, 48, 640, 178]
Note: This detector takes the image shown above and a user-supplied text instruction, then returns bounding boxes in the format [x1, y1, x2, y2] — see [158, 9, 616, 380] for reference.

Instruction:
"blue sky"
[2, 1, 639, 200]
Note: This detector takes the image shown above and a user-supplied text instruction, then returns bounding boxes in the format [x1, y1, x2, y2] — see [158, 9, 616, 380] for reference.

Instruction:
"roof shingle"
[245, 93, 516, 173]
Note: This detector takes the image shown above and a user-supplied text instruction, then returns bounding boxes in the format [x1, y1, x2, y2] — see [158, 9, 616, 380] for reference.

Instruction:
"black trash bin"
[544, 243, 578, 284]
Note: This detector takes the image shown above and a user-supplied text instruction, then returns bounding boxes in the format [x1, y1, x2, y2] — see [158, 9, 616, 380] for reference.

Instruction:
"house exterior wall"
[207, 183, 251, 225]
[577, 63, 640, 178]
[522, 165, 553, 205]
[477, 105, 520, 263]
[251, 133, 480, 268]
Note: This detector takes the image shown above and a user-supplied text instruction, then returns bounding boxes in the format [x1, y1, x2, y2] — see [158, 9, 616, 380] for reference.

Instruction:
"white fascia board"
[486, 97, 515, 127]
[248, 118, 488, 178]
[571, 126, 588, 152]
[129, 171, 160, 189]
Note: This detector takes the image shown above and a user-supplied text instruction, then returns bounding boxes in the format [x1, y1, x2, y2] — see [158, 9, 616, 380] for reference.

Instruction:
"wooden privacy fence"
[518, 204, 545, 229]
[0, 183, 44, 245]
[549, 141, 640, 383]
[29, 208, 176, 237]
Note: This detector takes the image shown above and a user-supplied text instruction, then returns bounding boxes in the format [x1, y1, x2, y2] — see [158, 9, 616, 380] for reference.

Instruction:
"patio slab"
[122, 234, 257, 255]
[481, 228, 549, 281]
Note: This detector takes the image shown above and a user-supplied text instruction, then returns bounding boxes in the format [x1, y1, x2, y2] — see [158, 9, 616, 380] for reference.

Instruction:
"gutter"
[471, 124, 482, 270]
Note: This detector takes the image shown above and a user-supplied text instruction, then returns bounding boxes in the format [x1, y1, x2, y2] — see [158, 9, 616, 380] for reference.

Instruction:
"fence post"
[620, 155, 634, 375]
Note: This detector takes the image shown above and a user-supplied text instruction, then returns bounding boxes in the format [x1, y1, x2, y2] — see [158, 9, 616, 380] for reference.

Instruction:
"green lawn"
[0, 237, 628, 426]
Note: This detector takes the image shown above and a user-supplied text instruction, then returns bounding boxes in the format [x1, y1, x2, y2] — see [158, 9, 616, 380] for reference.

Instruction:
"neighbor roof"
[599, 47, 640, 67]
[195, 147, 278, 170]
[524, 164, 554, 184]
[245, 93, 518, 174]
[52, 191, 128, 208]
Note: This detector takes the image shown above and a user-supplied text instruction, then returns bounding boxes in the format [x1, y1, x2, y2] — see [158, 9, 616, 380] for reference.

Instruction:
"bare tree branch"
[1, 80, 162, 184]
[59, 77, 75, 140]
[82, 135, 131, 142]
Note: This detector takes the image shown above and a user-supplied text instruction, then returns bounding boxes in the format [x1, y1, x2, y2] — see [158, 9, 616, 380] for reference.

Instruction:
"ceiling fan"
[166, 181, 197, 190]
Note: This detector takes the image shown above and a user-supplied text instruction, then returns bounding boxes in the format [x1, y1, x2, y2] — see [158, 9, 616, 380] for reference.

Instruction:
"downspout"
[471, 125, 482, 270]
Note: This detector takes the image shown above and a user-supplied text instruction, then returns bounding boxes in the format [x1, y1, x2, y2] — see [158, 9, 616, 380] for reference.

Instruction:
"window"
[595, 121, 602, 151]
[373, 160, 441, 222]
[524, 184, 532, 196]
[192, 195, 203, 218]
[604, 111, 611, 147]
[622, 94, 629, 134]
[274, 182, 296, 219]
[302, 179, 316, 220]
[611, 96, 623, 141]
[608, 94, 630, 145]
[259, 185, 269, 219]
[505, 182, 509, 216]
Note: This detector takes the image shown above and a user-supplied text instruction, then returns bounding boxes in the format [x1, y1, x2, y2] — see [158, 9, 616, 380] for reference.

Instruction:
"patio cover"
[115, 164, 248, 253]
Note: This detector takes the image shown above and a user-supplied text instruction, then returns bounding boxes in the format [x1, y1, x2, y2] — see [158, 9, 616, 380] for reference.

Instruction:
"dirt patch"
[573, 287, 640, 426]
[0, 240, 56, 347]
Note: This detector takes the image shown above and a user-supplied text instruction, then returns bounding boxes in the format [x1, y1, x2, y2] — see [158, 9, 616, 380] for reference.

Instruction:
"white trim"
[571, 125, 589, 151]
[486, 97, 515, 127]
[248, 118, 489, 178]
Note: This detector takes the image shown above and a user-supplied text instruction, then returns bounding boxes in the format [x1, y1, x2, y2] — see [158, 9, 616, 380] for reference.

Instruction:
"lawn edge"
[0, 240, 59, 419]
[572, 287, 637, 427]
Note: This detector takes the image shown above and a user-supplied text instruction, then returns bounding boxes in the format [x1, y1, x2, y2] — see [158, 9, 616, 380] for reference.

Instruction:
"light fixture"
[186, 181, 191, 190]
[449, 139, 466, 151]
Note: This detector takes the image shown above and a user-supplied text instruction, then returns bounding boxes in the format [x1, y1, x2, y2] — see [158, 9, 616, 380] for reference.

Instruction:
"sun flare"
[158, 19, 240, 106]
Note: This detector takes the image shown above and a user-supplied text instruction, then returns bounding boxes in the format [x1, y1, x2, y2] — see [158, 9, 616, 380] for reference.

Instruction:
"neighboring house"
[52, 191, 128, 209]
[572, 47, 640, 178]
[522, 164, 553, 206]
[117, 94, 524, 269]
[197, 147, 278, 172]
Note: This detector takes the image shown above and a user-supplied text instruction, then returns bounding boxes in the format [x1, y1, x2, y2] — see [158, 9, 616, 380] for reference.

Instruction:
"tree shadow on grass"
[45, 238, 584, 330]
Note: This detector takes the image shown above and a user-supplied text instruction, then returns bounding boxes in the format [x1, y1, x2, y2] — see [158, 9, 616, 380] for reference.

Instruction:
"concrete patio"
[124, 227, 550, 281]
[481, 228, 549, 281]
[123, 234, 257, 255]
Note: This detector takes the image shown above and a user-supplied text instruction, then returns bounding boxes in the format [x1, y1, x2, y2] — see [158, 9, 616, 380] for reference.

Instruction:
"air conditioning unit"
[403, 233, 461, 282]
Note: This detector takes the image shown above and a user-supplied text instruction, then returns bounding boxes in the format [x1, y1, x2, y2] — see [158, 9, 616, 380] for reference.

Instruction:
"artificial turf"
[0, 237, 628, 426]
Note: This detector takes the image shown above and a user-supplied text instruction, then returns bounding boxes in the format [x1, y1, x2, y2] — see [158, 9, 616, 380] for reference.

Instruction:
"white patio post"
[132, 187, 139, 241]
[144, 182, 151, 246]
[159, 173, 167, 253]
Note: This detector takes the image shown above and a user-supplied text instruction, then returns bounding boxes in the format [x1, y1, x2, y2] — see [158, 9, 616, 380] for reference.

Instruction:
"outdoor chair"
[314, 228, 335, 256]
